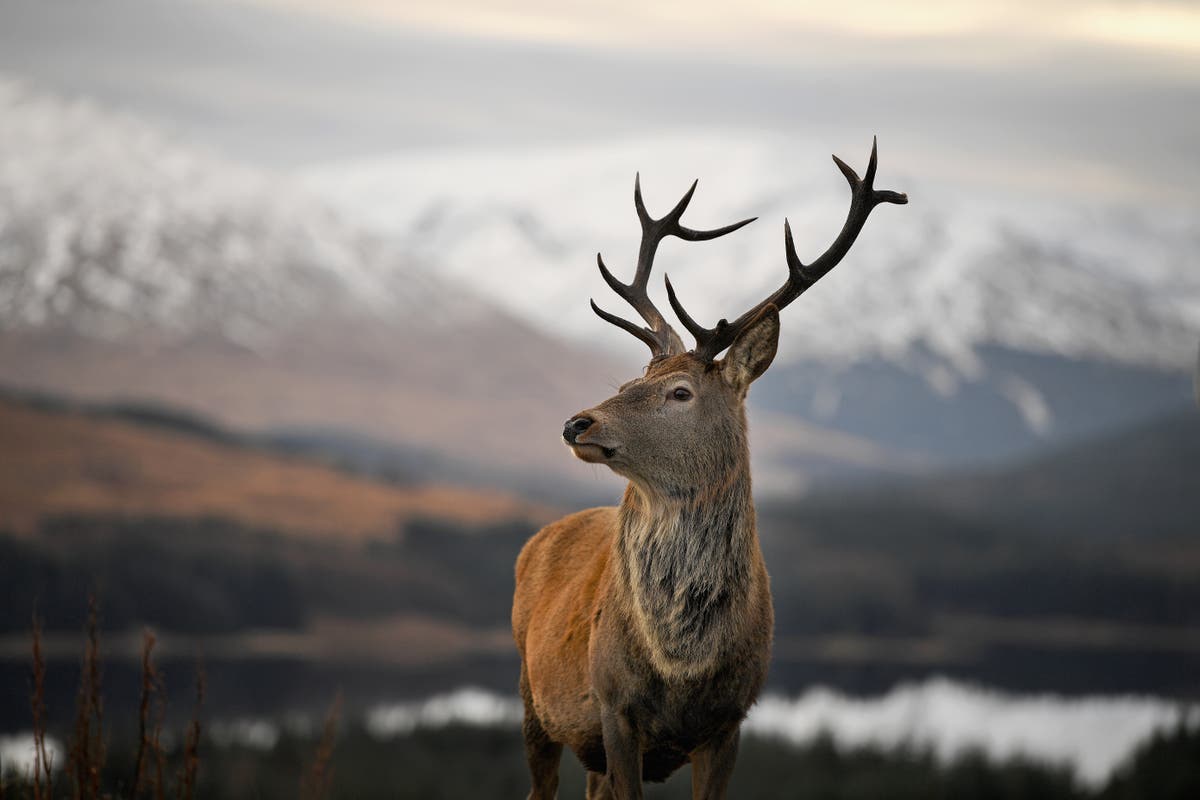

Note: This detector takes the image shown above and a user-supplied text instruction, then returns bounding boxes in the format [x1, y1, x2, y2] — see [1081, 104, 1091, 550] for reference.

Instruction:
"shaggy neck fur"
[615, 455, 757, 679]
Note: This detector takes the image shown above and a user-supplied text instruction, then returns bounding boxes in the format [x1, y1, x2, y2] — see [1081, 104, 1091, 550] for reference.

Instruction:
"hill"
[0, 394, 548, 540]
[923, 407, 1200, 539]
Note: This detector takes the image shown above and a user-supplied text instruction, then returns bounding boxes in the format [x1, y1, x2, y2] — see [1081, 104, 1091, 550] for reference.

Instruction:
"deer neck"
[615, 460, 758, 679]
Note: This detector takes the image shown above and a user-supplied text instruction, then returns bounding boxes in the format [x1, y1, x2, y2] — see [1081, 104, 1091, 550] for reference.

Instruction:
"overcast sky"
[0, 0, 1197, 206]
[258, 0, 1200, 62]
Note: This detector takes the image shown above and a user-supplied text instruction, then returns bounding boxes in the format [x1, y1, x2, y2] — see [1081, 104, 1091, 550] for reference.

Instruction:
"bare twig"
[145, 649, 168, 800]
[175, 662, 204, 800]
[30, 609, 53, 800]
[151, 681, 167, 800]
[300, 692, 343, 800]
[68, 594, 106, 800]
[131, 630, 167, 798]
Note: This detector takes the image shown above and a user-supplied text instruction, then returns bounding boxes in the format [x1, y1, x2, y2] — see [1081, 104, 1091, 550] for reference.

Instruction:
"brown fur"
[512, 311, 780, 799]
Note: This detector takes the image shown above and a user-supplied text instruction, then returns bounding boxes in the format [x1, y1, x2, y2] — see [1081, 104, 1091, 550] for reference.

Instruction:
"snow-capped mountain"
[0, 77, 498, 348]
[302, 134, 1200, 373]
[302, 135, 1200, 464]
[1, 79, 923, 492]
[2, 75, 1193, 491]
[0, 78, 627, 483]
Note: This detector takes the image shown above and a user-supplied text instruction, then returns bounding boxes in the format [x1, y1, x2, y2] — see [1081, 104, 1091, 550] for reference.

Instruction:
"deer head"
[563, 138, 906, 494]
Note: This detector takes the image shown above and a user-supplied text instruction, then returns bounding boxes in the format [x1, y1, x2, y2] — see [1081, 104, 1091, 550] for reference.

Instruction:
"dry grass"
[16, 595, 347, 800]
[131, 631, 167, 800]
[300, 692, 342, 800]
[175, 667, 204, 800]
[67, 596, 106, 800]
[0, 398, 550, 540]
[30, 613, 53, 800]
[22, 603, 208, 800]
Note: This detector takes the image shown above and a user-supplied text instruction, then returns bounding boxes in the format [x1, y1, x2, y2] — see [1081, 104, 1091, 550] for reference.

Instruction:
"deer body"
[512, 141, 905, 798]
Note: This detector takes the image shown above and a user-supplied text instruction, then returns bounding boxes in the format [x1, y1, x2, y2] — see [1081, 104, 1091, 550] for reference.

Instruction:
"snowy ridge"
[0, 77, 494, 350]
[4, 77, 1193, 376]
[303, 135, 1200, 375]
[0, 732, 63, 779]
[202, 680, 1198, 789]
[745, 678, 1197, 789]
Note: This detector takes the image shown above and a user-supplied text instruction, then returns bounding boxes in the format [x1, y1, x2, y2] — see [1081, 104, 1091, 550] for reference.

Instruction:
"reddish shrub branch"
[301, 691, 343, 800]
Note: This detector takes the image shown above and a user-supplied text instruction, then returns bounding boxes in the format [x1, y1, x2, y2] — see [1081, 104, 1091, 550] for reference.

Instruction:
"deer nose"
[563, 415, 594, 444]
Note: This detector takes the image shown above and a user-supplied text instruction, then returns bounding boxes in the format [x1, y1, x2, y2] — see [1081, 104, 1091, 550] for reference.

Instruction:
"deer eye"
[672, 387, 693, 401]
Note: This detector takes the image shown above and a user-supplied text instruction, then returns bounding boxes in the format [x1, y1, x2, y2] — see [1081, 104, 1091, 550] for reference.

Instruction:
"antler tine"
[684, 137, 907, 362]
[592, 173, 756, 358]
[590, 298, 662, 354]
[664, 274, 723, 342]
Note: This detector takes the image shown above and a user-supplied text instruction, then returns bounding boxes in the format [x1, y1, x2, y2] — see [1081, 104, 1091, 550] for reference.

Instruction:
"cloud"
[253, 0, 1200, 62]
[1, 0, 1196, 205]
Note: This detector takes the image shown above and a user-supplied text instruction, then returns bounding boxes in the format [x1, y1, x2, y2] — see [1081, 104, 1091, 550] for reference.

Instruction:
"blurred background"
[1, 0, 1198, 797]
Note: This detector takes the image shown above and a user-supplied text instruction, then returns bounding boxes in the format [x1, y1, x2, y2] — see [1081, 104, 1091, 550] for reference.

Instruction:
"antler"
[591, 174, 756, 358]
[666, 137, 907, 362]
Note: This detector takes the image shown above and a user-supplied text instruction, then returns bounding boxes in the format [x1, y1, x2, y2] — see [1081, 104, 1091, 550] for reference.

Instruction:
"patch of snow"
[365, 687, 524, 737]
[208, 718, 281, 751]
[0, 732, 63, 778]
[745, 678, 1197, 789]
[997, 373, 1054, 435]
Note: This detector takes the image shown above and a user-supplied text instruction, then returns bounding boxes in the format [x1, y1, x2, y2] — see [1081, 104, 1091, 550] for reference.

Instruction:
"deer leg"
[689, 726, 739, 800]
[522, 707, 562, 799]
[521, 670, 562, 799]
[600, 705, 643, 800]
[586, 771, 613, 799]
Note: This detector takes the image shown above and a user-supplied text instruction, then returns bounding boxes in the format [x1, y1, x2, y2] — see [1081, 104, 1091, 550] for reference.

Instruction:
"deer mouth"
[570, 442, 617, 463]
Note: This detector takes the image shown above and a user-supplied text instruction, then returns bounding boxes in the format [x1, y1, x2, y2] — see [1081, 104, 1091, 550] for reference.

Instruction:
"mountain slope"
[303, 136, 1200, 464]
[775, 406, 1200, 542]
[927, 406, 1200, 539]
[0, 395, 547, 539]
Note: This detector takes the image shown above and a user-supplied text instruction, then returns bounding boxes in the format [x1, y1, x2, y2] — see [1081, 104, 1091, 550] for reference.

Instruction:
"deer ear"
[721, 305, 779, 393]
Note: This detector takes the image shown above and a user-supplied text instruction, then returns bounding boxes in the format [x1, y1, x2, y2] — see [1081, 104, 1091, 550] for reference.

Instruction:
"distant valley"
[1, 390, 1197, 730]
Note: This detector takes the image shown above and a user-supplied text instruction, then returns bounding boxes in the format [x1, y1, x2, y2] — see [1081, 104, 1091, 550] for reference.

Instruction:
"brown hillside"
[0, 398, 552, 539]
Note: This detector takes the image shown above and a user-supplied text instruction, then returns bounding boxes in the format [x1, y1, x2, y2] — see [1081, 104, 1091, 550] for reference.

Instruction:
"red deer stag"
[512, 139, 906, 799]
